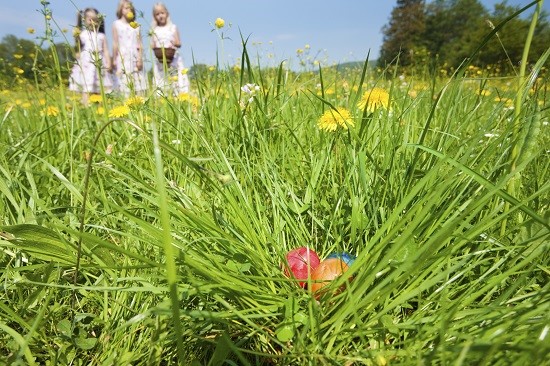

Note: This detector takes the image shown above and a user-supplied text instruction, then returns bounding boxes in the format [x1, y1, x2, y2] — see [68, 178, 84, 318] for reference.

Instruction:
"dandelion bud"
[214, 17, 225, 29]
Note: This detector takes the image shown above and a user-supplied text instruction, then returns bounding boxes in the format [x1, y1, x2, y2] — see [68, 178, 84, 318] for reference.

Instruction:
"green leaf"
[379, 315, 399, 334]
[57, 319, 72, 338]
[74, 337, 97, 350]
[0, 224, 75, 264]
[293, 312, 308, 326]
[276, 325, 294, 342]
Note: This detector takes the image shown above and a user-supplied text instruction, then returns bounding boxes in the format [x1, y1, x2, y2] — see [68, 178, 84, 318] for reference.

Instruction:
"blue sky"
[0, 1, 547, 68]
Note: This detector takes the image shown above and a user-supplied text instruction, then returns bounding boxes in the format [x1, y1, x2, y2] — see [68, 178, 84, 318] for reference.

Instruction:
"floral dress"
[69, 29, 113, 94]
[151, 23, 190, 95]
[112, 19, 147, 95]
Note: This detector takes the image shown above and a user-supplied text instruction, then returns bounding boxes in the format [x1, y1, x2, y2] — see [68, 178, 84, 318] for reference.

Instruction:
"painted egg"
[310, 258, 349, 295]
[326, 252, 356, 266]
[284, 247, 321, 288]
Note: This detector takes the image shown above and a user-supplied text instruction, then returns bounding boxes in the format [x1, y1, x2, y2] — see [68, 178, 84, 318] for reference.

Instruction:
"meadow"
[0, 8, 549, 366]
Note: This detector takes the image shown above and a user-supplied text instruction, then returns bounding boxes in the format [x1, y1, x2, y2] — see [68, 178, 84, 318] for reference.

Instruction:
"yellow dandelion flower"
[14, 54, 23, 59]
[108, 105, 130, 118]
[181, 68, 189, 75]
[477, 89, 491, 97]
[178, 92, 191, 102]
[502, 98, 513, 108]
[27, 27, 35, 34]
[317, 107, 354, 132]
[129, 21, 139, 29]
[357, 87, 390, 113]
[21, 102, 31, 109]
[126, 11, 134, 21]
[42, 105, 60, 117]
[97, 106, 106, 115]
[125, 95, 145, 108]
[214, 17, 225, 29]
[67, 94, 81, 102]
[88, 94, 102, 103]
[296, 48, 304, 55]
[177, 93, 199, 107]
[73, 27, 81, 37]
[13, 67, 24, 75]
[324, 87, 336, 95]
[170, 75, 178, 82]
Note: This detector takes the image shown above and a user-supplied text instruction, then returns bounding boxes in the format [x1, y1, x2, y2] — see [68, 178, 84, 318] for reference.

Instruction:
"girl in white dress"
[150, 2, 190, 96]
[69, 8, 113, 105]
[112, 0, 147, 96]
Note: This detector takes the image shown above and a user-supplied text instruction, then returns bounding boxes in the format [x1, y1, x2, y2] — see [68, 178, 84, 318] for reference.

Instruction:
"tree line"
[379, 0, 550, 74]
[0, 34, 73, 88]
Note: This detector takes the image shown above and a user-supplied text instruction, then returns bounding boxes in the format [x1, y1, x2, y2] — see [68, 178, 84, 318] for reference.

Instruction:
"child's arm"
[172, 25, 182, 48]
[112, 23, 119, 70]
[136, 29, 143, 71]
[103, 36, 112, 72]
[74, 34, 82, 60]
[150, 28, 158, 49]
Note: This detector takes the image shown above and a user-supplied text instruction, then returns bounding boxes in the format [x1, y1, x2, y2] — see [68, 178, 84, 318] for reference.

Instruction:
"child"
[112, 0, 147, 96]
[150, 2, 190, 96]
[69, 8, 113, 105]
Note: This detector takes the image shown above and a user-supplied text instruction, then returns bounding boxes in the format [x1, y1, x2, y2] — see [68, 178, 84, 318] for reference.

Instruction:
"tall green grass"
[1, 4, 549, 365]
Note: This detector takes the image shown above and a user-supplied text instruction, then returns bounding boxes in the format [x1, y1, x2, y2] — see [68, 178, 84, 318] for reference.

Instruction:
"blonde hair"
[116, 0, 135, 19]
[151, 2, 172, 27]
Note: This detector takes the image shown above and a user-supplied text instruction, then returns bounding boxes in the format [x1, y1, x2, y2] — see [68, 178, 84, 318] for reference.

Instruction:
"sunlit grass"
[0, 7, 549, 366]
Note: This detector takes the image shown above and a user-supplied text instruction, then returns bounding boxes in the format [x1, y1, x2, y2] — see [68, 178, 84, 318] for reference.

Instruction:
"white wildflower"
[241, 83, 260, 103]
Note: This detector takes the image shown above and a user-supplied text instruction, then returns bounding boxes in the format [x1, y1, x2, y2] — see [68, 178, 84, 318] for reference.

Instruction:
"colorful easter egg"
[310, 258, 349, 295]
[284, 247, 321, 288]
[326, 252, 356, 266]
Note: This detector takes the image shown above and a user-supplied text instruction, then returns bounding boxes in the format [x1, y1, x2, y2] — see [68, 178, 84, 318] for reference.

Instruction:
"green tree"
[480, 2, 550, 73]
[0, 35, 37, 83]
[379, 0, 426, 67]
[0, 34, 73, 87]
[423, 0, 488, 69]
